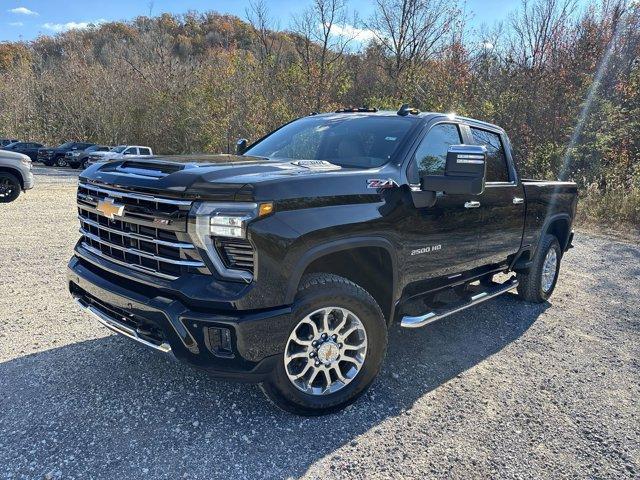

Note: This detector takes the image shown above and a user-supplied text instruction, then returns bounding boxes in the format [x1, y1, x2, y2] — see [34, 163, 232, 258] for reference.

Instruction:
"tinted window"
[414, 123, 462, 176]
[139, 148, 151, 155]
[245, 115, 416, 168]
[470, 128, 509, 182]
[123, 148, 137, 155]
[57, 142, 74, 149]
[112, 146, 126, 153]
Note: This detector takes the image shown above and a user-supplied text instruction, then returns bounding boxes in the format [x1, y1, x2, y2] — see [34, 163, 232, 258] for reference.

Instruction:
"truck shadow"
[0, 292, 547, 478]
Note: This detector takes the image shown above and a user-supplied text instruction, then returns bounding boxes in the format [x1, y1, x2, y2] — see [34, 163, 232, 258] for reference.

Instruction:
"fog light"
[205, 326, 234, 357]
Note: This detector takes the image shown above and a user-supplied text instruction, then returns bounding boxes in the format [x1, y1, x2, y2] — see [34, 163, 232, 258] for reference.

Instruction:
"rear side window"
[413, 123, 462, 176]
[139, 148, 151, 155]
[470, 128, 510, 182]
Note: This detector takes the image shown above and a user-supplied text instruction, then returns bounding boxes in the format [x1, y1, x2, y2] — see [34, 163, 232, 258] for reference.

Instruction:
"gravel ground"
[0, 167, 638, 479]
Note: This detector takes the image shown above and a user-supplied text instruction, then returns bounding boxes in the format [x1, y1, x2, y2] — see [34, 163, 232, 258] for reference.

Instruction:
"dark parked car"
[65, 145, 112, 169]
[2, 141, 44, 161]
[38, 142, 96, 167]
[68, 107, 577, 415]
[0, 138, 20, 147]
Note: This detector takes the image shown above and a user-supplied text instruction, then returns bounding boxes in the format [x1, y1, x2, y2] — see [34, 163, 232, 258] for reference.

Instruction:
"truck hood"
[0, 150, 30, 163]
[80, 154, 377, 202]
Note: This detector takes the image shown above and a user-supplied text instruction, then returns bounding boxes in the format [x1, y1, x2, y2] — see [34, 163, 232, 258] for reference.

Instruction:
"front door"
[399, 121, 484, 291]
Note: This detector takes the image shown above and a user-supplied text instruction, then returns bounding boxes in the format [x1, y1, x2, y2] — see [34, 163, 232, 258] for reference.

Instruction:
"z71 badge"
[367, 178, 399, 189]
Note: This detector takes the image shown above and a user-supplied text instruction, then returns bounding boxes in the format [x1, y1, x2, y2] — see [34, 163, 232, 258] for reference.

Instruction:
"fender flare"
[284, 236, 399, 306]
[0, 166, 24, 189]
[537, 213, 572, 255]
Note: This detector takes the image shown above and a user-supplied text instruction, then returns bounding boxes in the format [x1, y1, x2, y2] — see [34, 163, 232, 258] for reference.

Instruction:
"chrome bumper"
[73, 296, 172, 354]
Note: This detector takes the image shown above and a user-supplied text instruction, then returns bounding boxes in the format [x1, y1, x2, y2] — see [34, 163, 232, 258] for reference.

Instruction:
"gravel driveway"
[0, 167, 638, 479]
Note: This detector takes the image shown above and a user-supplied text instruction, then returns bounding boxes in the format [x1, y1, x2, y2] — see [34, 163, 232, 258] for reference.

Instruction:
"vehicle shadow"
[0, 292, 548, 478]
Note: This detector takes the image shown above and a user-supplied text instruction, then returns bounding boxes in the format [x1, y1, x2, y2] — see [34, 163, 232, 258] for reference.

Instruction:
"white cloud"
[330, 24, 378, 43]
[9, 21, 24, 26]
[8, 7, 38, 15]
[42, 19, 106, 33]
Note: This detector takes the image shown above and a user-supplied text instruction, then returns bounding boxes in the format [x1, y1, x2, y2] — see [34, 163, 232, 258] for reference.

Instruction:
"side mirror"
[236, 138, 248, 155]
[412, 145, 486, 208]
[422, 144, 486, 195]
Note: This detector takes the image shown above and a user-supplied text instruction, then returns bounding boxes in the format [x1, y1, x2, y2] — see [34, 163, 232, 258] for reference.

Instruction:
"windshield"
[244, 115, 416, 168]
[111, 145, 126, 153]
[57, 141, 74, 149]
[5, 142, 19, 148]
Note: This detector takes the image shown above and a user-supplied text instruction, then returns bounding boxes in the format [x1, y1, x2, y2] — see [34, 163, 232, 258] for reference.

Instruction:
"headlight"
[188, 201, 273, 282]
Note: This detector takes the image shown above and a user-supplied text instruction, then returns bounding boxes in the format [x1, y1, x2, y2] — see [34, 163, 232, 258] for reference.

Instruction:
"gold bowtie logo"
[96, 197, 125, 219]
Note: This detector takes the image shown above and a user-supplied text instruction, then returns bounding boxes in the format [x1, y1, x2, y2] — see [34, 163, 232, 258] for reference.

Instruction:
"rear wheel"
[516, 234, 562, 303]
[260, 273, 387, 416]
[0, 172, 21, 203]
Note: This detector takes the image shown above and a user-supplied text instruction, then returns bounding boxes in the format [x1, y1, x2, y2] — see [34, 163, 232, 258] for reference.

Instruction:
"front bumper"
[23, 170, 34, 190]
[68, 256, 294, 381]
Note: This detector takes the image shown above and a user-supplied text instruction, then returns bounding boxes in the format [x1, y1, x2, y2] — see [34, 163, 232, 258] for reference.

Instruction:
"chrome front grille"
[77, 182, 207, 279]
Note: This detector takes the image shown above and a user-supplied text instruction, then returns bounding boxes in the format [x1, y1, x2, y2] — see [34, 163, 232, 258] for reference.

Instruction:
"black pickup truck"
[67, 107, 577, 415]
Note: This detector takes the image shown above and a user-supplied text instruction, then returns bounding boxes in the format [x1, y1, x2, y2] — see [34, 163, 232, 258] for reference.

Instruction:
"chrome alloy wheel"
[541, 248, 558, 292]
[284, 307, 368, 395]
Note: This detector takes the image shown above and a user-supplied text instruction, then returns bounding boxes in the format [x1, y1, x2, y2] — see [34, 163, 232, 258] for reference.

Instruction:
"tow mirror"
[412, 145, 486, 208]
[236, 138, 248, 155]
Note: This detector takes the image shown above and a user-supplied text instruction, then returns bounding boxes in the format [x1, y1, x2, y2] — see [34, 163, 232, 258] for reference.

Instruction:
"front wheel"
[56, 157, 69, 167]
[260, 273, 387, 416]
[516, 234, 562, 303]
[0, 172, 21, 203]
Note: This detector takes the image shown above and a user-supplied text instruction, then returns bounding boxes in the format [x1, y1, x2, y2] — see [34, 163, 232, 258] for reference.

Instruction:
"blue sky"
[1, 0, 584, 42]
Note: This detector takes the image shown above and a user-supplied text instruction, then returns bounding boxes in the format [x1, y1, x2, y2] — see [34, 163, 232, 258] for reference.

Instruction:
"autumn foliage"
[0, 0, 638, 226]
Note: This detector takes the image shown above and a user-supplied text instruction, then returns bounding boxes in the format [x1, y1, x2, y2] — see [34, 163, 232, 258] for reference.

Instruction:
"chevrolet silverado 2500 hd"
[68, 107, 577, 415]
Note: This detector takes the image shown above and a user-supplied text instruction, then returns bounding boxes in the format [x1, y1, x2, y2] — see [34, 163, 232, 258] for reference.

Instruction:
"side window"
[413, 123, 462, 176]
[123, 147, 137, 155]
[470, 128, 509, 182]
[139, 148, 151, 155]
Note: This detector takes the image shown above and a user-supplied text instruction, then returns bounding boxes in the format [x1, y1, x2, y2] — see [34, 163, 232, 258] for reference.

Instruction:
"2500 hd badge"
[68, 106, 577, 415]
[411, 244, 442, 255]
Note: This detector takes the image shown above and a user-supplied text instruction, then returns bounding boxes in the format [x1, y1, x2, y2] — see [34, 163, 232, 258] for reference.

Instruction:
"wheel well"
[0, 166, 23, 189]
[546, 217, 570, 251]
[300, 247, 394, 323]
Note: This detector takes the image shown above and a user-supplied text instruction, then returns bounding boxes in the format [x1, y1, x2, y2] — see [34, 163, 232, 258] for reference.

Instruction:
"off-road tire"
[260, 273, 387, 416]
[516, 234, 562, 303]
[0, 172, 21, 203]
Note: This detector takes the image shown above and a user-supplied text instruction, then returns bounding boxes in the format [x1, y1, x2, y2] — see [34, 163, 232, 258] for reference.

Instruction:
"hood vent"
[100, 160, 193, 179]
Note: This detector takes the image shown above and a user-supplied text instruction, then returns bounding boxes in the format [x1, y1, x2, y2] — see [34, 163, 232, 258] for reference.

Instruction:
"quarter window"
[413, 123, 462, 176]
[470, 128, 510, 182]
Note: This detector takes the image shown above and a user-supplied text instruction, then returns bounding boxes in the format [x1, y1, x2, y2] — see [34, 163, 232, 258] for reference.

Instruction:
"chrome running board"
[401, 278, 519, 329]
[73, 297, 172, 353]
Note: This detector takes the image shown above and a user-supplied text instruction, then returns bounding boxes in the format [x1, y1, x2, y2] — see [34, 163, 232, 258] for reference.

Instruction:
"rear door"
[466, 126, 525, 266]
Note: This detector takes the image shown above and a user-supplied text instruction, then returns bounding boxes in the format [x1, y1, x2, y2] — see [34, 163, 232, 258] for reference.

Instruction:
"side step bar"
[401, 278, 519, 329]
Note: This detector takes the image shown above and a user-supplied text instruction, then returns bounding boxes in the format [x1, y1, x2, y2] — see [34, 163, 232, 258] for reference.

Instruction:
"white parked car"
[0, 150, 34, 203]
[85, 145, 153, 167]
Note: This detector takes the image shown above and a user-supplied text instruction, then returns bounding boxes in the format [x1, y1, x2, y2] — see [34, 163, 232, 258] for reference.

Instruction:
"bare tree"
[292, 0, 357, 111]
[367, 0, 458, 94]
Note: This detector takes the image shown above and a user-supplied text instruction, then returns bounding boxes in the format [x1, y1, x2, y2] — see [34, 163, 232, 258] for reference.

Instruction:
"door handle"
[464, 201, 481, 209]
[512, 197, 524, 205]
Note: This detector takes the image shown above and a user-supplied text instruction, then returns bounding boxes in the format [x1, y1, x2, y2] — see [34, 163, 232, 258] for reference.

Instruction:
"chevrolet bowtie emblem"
[96, 197, 125, 219]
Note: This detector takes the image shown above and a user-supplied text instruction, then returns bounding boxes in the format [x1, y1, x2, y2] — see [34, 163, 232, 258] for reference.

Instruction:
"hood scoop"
[290, 160, 341, 171]
[99, 159, 200, 179]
